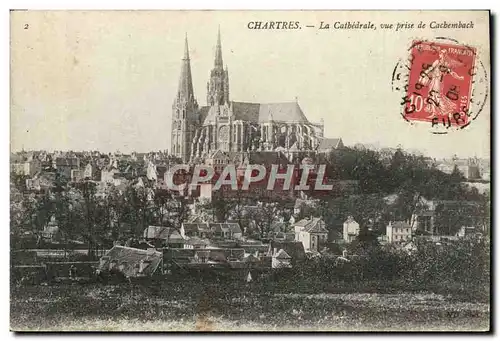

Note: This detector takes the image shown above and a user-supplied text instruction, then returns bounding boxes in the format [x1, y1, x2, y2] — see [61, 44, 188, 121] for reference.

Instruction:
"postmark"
[392, 37, 488, 134]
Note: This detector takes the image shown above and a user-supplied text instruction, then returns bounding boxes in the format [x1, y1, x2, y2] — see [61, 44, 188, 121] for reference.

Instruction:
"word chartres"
[247, 21, 301, 30]
[166, 164, 332, 192]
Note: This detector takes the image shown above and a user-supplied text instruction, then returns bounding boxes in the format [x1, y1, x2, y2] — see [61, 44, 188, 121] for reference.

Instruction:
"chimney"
[273, 248, 277, 256]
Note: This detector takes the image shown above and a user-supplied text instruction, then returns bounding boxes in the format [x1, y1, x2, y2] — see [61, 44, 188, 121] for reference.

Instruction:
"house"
[146, 161, 170, 184]
[180, 223, 212, 239]
[100, 164, 119, 183]
[271, 248, 292, 268]
[343, 216, 360, 243]
[83, 163, 98, 180]
[146, 161, 157, 181]
[25, 172, 56, 192]
[386, 221, 412, 243]
[209, 223, 243, 240]
[184, 237, 211, 249]
[436, 158, 482, 180]
[70, 169, 83, 182]
[11, 157, 42, 177]
[411, 199, 485, 235]
[316, 137, 344, 154]
[55, 157, 80, 179]
[293, 217, 328, 252]
[268, 240, 306, 263]
[205, 150, 231, 173]
[460, 164, 481, 180]
[143, 226, 185, 248]
[456, 226, 477, 238]
[98, 245, 163, 278]
[411, 209, 436, 234]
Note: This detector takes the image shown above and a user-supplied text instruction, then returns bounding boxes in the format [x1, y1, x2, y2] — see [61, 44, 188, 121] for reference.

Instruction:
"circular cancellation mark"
[391, 37, 489, 134]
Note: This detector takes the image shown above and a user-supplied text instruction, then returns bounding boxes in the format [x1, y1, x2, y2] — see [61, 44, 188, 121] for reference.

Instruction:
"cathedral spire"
[214, 26, 223, 68]
[207, 27, 229, 106]
[183, 33, 190, 60]
[177, 34, 195, 101]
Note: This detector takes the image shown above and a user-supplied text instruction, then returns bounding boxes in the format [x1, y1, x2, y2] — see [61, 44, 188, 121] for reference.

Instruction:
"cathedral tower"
[207, 28, 230, 106]
[172, 35, 199, 162]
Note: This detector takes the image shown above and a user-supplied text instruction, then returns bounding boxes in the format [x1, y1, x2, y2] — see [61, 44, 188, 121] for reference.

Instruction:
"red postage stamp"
[403, 40, 476, 128]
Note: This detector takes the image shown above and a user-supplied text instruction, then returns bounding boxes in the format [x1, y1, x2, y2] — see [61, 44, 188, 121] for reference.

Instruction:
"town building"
[271, 248, 292, 268]
[386, 221, 412, 243]
[11, 155, 42, 177]
[25, 172, 56, 192]
[180, 222, 212, 239]
[316, 138, 344, 154]
[293, 217, 328, 252]
[343, 216, 360, 243]
[268, 240, 306, 264]
[55, 157, 80, 179]
[83, 163, 98, 180]
[411, 198, 487, 235]
[70, 169, 83, 182]
[143, 226, 185, 248]
[209, 223, 243, 240]
[98, 245, 163, 278]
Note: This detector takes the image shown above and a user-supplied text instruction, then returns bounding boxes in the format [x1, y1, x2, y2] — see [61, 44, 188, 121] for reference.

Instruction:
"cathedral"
[171, 29, 326, 163]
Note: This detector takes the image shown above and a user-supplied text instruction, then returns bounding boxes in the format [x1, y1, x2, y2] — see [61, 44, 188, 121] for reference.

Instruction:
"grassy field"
[10, 280, 490, 332]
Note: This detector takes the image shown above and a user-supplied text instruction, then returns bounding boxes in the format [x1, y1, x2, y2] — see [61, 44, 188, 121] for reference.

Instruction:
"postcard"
[10, 10, 490, 332]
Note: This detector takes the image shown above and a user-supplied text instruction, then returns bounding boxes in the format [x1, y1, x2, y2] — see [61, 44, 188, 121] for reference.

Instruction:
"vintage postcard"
[10, 10, 491, 332]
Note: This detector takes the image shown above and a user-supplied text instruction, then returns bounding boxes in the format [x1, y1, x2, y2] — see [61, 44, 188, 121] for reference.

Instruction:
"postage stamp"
[392, 37, 488, 133]
[404, 41, 476, 128]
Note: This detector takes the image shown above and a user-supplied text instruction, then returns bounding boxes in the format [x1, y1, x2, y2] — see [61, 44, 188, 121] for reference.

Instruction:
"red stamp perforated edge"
[403, 40, 476, 128]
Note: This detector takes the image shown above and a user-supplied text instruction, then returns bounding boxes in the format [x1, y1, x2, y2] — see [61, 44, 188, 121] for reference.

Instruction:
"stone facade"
[171, 29, 327, 162]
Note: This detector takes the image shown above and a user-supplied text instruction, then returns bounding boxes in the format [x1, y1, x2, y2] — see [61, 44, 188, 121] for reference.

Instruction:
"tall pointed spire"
[183, 32, 190, 60]
[177, 33, 195, 101]
[207, 26, 229, 106]
[214, 26, 223, 68]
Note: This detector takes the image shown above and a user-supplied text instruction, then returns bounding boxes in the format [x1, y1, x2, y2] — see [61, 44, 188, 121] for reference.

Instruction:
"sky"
[10, 10, 491, 159]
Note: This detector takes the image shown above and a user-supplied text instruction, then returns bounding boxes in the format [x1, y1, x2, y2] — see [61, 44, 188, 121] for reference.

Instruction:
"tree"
[10, 173, 29, 193]
[166, 194, 191, 232]
[106, 186, 129, 240]
[343, 194, 390, 232]
[152, 188, 171, 226]
[251, 201, 279, 238]
[450, 164, 465, 182]
[208, 189, 237, 223]
[122, 185, 153, 236]
[434, 201, 484, 236]
[73, 181, 102, 259]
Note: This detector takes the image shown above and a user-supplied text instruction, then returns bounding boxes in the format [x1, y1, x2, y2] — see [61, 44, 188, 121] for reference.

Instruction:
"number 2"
[24, 24, 29, 29]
